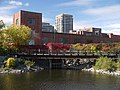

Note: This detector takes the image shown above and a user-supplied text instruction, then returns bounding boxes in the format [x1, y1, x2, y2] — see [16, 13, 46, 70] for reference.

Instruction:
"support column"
[49, 59, 52, 69]
[61, 59, 64, 68]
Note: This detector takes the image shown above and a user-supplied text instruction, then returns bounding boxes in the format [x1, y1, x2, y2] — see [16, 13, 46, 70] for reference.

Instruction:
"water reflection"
[0, 70, 120, 90]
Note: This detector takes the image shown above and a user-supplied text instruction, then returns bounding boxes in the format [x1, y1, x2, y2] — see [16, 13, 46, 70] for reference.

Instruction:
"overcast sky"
[0, 0, 120, 35]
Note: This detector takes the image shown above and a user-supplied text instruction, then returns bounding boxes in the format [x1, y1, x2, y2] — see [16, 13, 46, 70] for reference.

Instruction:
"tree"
[2, 25, 32, 45]
[0, 20, 5, 29]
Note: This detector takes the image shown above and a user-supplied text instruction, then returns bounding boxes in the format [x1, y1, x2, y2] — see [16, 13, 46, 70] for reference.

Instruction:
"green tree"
[2, 25, 32, 45]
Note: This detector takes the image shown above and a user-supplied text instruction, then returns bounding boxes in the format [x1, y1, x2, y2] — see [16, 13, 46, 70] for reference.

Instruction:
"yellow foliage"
[4, 58, 16, 68]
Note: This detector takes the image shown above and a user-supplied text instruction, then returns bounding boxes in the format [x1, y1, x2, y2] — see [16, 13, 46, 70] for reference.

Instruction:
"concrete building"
[42, 22, 54, 32]
[55, 13, 73, 33]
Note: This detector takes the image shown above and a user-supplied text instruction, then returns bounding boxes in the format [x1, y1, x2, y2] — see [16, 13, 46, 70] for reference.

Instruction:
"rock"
[82, 68, 120, 76]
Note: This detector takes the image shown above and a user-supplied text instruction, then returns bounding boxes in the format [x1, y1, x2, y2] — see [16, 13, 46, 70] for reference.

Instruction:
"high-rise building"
[42, 22, 54, 32]
[55, 14, 73, 33]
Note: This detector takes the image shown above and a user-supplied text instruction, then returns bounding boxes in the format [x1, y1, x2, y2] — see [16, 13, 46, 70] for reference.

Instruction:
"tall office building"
[55, 13, 73, 33]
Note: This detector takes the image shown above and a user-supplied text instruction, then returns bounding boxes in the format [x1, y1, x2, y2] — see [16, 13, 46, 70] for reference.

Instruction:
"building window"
[43, 37, 48, 43]
[50, 37, 54, 43]
[95, 31, 99, 36]
[29, 40, 34, 45]
[74, 38, 81, 43]
[86, 33, 91, 36]
[16, 19, 19, 25]
[59, 38, 64, 43]
[31, 30, 35, 38]
[28, 18, 36, 25]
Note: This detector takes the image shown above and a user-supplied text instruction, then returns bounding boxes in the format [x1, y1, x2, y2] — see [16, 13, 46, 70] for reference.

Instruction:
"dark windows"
[59, 38, 68, 43]
[50, 37, 54, 43]
[59, 38, 64, 43]
[95, 31, 99, 36]
[28, 18, 36, 25]
[43, 37, 48, 43]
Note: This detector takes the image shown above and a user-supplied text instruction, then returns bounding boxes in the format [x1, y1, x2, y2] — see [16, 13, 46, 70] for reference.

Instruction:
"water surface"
[0, 70, 120, 90]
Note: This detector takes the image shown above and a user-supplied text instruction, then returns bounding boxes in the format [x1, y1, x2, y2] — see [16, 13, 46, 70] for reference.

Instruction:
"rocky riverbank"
[0, 66, 44, 74]
[82, 68, 120, 76]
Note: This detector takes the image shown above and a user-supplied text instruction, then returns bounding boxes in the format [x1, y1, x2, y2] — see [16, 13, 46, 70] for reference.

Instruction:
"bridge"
[9, 49, 119, 59]
[8, 50, 120, 69]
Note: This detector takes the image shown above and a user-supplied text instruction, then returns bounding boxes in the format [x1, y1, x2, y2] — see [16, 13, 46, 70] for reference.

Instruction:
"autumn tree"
[2, 25, 32, 45]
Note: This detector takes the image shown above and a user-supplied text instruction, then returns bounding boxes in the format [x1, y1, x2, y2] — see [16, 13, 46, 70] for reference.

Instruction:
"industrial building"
[13, 10, 120, 45]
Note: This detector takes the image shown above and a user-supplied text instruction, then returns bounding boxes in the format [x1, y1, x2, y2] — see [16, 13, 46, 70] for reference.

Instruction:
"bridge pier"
[50, 59, 63, 69]
[49, 59, 52, 69]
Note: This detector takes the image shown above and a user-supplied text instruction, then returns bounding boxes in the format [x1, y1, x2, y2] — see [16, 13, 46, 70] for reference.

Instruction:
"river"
[0, 70, 120, 90]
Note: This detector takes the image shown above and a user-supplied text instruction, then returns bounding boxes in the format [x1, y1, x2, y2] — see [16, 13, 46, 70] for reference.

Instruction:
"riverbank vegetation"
[93, 57, 118, 72]
[0, 57, 42, 73]
[71, 43, 120, 54]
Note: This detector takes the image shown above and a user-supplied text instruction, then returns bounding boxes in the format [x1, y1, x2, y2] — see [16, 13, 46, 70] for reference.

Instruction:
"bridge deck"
[14, 53, 119, 59]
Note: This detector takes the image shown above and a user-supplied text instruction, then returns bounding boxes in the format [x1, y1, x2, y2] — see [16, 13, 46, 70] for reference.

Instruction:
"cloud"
[0, 16, 12, 25]
[0, 1, 23, 25]
[107, 24, 120, 28]
[42, 16, 52, 23]
[73, 20, 94, 30]
[0, 5, 17, 11]
[82, 5, 120, 16]
[110, 29, 120, 35]
[57, 0, 92, 7]
[25, 3, 29, 6]
[0, 1, 29, 25]
[105, 23, 120, 35]
[9, 1, 23, 6]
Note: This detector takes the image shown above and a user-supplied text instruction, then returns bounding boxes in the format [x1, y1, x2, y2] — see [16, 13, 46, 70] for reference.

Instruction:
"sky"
[0, 0, 120, 35]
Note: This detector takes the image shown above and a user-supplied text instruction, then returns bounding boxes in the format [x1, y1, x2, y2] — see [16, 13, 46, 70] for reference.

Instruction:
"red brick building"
[13, 10, 42, 45]
[13, 10, 120, 45]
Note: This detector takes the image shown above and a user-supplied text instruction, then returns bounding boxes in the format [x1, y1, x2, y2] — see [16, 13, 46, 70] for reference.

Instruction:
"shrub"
[4, 58, 16, 68]
[24, 60, 35, 69]
[116, 59, 120, 71]
[93, 57, 105, 70]
[94, 57, 117, 72]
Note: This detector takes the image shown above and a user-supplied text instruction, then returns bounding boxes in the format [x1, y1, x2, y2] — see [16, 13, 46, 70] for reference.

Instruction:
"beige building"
[55, 13, 73, 33]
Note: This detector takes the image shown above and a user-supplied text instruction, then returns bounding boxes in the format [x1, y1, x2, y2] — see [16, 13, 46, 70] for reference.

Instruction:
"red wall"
[42, 32, 119, 44]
